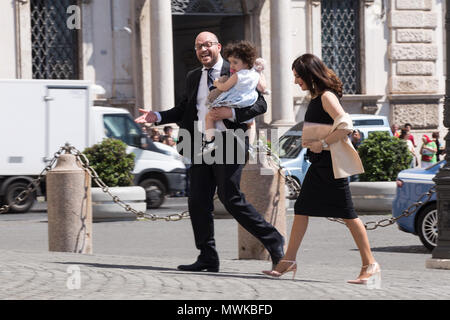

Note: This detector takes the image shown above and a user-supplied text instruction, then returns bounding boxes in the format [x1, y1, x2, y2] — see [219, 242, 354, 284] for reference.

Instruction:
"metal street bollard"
[239, 152, 287, 261]
[47, 154, 92, 254]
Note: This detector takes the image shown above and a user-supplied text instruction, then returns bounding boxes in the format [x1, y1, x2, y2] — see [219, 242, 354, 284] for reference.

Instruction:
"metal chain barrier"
[254, 141, 301, 201]
[0, 143, 190, 222]
[67, 145, 190, 222]
[362, 185, 436, 230]
[256, 141, 437, 231]
[0, 146, 66, 215]
[1, 142, 437, 230]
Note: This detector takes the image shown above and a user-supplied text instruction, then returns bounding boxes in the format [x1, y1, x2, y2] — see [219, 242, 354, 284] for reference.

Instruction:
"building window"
[171, 0, 244, 15]
[321, 0, 361, 94]
[30, 0, 79, 79]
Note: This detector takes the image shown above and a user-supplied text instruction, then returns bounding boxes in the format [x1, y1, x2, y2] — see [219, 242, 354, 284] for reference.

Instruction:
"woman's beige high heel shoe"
[262, 260, 297, 279]
[347, 262, 381, 288]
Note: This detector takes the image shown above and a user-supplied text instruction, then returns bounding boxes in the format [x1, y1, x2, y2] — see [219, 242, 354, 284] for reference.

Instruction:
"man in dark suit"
[136, 31, 284, 272]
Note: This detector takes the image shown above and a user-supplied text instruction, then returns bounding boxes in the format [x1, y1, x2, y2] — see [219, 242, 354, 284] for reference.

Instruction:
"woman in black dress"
[263, 54, 380, 285]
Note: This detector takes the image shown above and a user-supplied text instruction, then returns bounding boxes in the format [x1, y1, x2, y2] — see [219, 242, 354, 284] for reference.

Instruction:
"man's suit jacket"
[158, 60, 267, 161]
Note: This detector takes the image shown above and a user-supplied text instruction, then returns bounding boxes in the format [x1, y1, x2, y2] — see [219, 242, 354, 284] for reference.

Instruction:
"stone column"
[47, 154, 92, 254]
[239, 152, 287, 261]
[111, 0, 135, 104]
[270, 0, 295, 133]
[389, 0, 438, 94]
[427, 0, 450, 270]
[9, 0, 32, 79]
[388, 0, 442, 141]
[133, 0, 152, 115]
[150, 0, 174, 112]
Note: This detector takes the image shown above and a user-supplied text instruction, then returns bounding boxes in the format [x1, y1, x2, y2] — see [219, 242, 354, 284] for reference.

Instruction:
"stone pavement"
[0, 199, 450, 300]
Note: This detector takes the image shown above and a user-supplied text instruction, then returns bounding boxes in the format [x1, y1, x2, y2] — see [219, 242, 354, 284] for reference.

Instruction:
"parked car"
[392, 161, 444, 251]
[279, 114, 392, 198]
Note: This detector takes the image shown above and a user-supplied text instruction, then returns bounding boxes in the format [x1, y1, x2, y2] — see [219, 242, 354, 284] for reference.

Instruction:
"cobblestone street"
[0, 199, 449, 300]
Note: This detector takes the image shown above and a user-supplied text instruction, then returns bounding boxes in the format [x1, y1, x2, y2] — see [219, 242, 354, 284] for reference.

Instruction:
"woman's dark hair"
[223, 40, 257, 68]
[291, 53, 343, 98]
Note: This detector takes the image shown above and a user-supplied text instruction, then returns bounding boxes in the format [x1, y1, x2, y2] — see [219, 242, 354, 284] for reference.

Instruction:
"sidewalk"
[1, 206, 450, 300]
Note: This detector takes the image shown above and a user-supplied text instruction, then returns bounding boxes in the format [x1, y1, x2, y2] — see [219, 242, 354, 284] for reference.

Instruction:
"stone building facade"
[388, 0, 444, 132]
[0, 0, 446, 139]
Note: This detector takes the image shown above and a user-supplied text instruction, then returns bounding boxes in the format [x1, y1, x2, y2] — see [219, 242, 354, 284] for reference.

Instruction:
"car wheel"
[416, 203, 438, 251]
[285, 177, 301, 200]
[5, 181, 35, 213]
[139, 178, 166, 209]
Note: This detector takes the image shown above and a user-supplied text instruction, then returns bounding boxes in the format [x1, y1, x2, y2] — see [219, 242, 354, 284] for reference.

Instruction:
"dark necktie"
[207, 68, 216, 91]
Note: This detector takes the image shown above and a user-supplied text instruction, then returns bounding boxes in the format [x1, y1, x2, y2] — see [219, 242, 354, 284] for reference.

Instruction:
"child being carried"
[202, 40, 267, 155]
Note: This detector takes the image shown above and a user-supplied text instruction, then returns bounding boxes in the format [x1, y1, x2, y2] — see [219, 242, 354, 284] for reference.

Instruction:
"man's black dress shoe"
[177, 260, 219, 272]
[271, 253, 284, 270]
[270, 237, 285, 268]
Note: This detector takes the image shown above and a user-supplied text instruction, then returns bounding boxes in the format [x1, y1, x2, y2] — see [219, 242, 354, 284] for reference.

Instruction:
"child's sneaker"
[198, 138, 217, 156]
[247, 144, 256, 161]
[202, 141, 217, 156]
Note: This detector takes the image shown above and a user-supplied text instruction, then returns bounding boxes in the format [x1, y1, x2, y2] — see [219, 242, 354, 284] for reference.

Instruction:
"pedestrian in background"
[404, 123, 416, 147]
[399, 128, 417, 168]
[162, 135, 176, 148]
[349, 129, 363, 182]
[163, 126, 177, 143]
[420, 134, 437, 168]
[350, 129, 363, 150]
[150, 128, 162, 142]
[432, 131, 444, 161]
[391, 124, 400, 138]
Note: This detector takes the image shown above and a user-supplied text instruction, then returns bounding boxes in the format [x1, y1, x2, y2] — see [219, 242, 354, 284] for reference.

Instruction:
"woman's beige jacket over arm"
[329, 113, 365, 179]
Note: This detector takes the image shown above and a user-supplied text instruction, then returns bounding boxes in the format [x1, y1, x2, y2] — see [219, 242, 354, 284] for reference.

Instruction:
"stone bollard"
[47, 154, 92, 254]
[239, 152, 287, 260]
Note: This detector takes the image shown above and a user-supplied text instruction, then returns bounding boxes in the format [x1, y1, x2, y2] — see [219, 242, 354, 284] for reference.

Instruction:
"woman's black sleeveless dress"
[294, 94, 357, 219]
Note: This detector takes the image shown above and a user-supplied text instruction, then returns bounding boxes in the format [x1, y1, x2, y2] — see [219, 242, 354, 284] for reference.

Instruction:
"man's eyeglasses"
[194, 41, 218, 51]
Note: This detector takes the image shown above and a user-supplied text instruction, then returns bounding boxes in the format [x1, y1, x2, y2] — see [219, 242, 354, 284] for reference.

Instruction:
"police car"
[392, 161, 444, 251]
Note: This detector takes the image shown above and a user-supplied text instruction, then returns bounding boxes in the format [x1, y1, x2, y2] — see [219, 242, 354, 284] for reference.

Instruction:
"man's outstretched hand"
[135, 108, 158, 124]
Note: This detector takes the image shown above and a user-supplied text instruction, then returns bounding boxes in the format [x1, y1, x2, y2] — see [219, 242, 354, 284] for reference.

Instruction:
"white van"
[0, 79, 186, 212]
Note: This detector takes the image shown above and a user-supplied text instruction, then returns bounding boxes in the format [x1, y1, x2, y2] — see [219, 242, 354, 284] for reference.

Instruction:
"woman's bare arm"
[304, 91, 351, 153]
[321, 91, 352, 144]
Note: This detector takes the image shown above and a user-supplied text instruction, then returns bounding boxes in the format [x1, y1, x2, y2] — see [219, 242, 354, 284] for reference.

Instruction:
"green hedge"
[357, 131, 412, 182]
[83, 138, 135, 187]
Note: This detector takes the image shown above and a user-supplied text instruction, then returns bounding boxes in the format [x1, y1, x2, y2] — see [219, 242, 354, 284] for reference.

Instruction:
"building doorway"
[172, 14, 245, 106]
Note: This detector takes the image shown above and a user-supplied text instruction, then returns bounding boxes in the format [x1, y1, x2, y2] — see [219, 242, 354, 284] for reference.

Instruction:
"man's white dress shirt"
[155, 55, 235, 133]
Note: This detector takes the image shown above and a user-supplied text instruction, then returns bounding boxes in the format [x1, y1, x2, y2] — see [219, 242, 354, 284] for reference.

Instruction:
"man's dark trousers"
[188, 134, 284, 266]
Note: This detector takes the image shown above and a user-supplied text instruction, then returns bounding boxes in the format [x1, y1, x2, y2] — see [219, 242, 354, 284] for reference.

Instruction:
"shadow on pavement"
[55, 261, 326, 283]
[366, 245, 431, 254]
[164, 271, 328, 283]
[56, 261, 176, 272]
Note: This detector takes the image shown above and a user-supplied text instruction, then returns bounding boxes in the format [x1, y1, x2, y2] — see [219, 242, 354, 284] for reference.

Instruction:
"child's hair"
[223, 40, 257, 69]
[291, 53, 343, 98]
